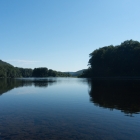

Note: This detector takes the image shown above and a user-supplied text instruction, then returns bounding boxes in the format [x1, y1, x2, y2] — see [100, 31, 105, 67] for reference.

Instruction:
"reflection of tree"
[88, 79, 140, 115]
[0, 78, 56, 96]
[33, 80, 56, 87]
[0, 79, 21, 95]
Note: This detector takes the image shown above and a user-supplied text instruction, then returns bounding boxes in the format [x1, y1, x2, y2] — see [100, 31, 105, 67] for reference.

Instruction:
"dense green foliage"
[80, 40, 140, 77]
[0, 60, 70, 78]
[32, 68, 48, 77]
[0, 60, 20, 77]
[0, 61, 33, 78]
[17, 68, 33, 77]
[32, 67, 70, 77]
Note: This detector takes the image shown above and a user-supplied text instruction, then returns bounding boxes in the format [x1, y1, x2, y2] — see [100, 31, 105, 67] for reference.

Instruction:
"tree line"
[0, 60, 70, 78]
[32, 67, 70, 77]
[80, 40, 140, 77]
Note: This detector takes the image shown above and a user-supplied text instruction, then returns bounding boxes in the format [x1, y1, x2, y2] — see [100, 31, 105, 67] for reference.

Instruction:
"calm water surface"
[0, 78, 140, 140]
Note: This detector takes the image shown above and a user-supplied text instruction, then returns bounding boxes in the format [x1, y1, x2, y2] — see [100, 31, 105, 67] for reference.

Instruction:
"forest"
[0, 60, 69, 78]
[1, 40, 140, 78]
[80, 40, 140, 77]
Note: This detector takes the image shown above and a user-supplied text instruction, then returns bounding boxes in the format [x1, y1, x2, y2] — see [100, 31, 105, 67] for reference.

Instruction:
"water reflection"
[0, 78, 56, 96]
[0, 78, 140, 139]
[88, 79, 140, 115]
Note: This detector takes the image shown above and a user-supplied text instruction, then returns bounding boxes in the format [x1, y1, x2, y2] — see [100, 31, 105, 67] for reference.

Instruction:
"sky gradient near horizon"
[1, 0, 140, 71]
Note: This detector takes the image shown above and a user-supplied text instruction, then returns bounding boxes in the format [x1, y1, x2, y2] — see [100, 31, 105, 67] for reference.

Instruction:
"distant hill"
[0, 60, 13, 67]
[66, 69, 86, 77]
[0, 60, 19, 78]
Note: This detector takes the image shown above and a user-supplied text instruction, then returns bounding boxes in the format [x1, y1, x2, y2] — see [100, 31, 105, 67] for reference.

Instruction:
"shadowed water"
[0, 78, 140, 140]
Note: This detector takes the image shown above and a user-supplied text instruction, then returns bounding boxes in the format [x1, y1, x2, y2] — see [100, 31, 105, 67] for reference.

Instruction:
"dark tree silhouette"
[80, 40, 140, 77]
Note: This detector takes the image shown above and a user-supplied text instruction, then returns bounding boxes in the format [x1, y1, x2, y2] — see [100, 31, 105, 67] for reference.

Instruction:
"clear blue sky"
[1, 0, 140, 71]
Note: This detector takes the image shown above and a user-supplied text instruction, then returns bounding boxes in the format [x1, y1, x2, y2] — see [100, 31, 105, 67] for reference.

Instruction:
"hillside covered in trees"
[80, 40, 140, 78]
[0, 60, 69, 78]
